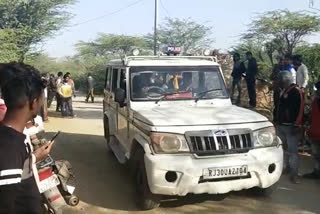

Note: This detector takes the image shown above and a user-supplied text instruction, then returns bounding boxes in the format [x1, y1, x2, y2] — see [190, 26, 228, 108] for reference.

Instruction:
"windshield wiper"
[195, 89, 223, 103]
[155, 91, 183, 104]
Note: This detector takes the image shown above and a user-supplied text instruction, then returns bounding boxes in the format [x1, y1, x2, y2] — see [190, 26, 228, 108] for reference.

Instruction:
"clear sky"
[43, 0, 320, 58]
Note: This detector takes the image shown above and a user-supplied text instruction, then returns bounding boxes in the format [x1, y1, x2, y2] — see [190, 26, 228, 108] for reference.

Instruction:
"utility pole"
[154, 0, 158, 55]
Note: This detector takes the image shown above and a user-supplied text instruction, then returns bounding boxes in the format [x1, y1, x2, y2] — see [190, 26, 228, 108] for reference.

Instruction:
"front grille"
[186, 129, 253, 156]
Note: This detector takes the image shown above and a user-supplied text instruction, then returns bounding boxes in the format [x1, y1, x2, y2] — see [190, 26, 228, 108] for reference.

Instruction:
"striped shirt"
[0, 124, 40, 213]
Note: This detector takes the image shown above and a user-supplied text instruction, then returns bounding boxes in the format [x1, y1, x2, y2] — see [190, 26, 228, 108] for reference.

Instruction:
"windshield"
[130, 66, 228, 101]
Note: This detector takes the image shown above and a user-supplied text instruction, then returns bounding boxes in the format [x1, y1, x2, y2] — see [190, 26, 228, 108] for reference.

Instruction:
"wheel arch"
[129, 133, 152, 160]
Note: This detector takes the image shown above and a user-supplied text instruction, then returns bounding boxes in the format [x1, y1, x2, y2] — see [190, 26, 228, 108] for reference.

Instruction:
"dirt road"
[45, 96, 320, 214]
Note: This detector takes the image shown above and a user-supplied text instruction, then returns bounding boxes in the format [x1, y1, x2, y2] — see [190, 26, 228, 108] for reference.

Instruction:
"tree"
[0, 0, 75, 61]
[295, 44, 320, 82]
[76, 34, 150, 58]
[74, 34, 150, 93]
[243, 10, 320, 56]
[146, 18, 213, 54]
[0, 29, 20, 62]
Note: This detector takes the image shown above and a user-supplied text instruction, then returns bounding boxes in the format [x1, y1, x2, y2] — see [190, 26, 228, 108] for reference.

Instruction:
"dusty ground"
[44, 96, 320, 214]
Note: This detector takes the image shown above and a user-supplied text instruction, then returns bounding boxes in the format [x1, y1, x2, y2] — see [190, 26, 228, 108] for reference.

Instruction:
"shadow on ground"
[47, 108, 102, 120]
[45, 132, 136, 211]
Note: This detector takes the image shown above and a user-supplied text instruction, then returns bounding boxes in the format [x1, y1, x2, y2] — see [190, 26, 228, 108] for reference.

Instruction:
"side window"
[105, 67, 111, 90]
[111, 68, 119, 93]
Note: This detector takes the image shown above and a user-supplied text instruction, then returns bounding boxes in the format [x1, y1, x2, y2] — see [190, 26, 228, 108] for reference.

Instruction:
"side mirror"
[115, 88, 126, 107]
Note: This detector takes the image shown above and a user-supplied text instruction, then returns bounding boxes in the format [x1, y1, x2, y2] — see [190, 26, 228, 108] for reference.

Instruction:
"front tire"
[134, 148, 160, 210]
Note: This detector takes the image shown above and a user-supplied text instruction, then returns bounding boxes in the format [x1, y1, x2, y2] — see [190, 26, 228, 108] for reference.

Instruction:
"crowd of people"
[42, 71, 76, 118]
[231, 52, 320, 184]
[40, 72, 95, 119]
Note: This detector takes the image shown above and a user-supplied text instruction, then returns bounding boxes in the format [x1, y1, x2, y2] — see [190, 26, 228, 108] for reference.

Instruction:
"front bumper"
[144, 146, 283, 196]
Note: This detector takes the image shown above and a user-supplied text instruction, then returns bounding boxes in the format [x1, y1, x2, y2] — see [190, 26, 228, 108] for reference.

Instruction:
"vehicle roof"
[107, 56, 220, 67]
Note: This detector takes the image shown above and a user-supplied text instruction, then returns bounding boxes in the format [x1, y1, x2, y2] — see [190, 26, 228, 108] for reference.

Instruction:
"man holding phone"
[0, 63, 54, 214]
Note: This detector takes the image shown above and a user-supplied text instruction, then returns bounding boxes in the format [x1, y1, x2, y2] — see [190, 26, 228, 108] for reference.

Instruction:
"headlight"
[253, 127, 278, 147]
[150, 133, 189, 153]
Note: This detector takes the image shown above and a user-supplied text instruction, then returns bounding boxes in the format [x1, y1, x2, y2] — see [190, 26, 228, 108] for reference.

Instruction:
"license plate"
[203, 165, 248, 179]
[38, 175, 60, 193]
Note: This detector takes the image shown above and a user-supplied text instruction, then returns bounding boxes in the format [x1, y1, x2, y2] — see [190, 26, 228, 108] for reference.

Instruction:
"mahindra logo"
[214, 130, 228, 137]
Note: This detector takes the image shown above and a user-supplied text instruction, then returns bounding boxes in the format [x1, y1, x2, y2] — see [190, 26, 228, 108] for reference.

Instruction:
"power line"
[70, 0, 145, 27]
[159, 0, 170, 17]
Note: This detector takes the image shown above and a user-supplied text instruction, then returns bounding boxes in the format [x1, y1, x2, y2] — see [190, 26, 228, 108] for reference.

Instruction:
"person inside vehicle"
[179, 72, 193, 91]
[0, 63, 54, 213]
[152, 74, 168, 90]
[132, 74, 150, 98]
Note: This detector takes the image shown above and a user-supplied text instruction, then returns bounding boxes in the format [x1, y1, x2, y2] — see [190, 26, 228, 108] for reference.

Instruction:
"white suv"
[103, 55, 283, 210]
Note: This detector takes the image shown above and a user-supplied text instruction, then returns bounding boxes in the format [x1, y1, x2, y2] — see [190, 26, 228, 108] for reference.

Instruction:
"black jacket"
[231, 61, 246, 79]
[0, 125, 40, 214]
[276, 84, 304, 125]
[245, 58, 258, 80]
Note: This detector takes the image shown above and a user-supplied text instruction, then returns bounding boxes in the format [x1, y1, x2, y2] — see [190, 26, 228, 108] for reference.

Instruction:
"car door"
[105, 67, 119, 137]
[116, 68, 130, 153]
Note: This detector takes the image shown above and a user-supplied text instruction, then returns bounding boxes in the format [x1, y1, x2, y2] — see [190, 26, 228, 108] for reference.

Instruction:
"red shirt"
[0, 99, 6, 121]
[309, 97, 320, 141]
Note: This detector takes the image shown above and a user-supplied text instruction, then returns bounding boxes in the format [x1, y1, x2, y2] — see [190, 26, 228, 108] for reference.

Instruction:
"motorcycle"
[37, 155, 79, 214]
[25, 116, 79, 214]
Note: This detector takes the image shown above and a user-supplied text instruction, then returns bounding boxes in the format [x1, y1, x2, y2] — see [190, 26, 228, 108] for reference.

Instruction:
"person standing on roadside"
[293, 55, 309, 91]
[281, 55, 296, 84]
[58, 74, 74, 118]
[271, 57, 284, 121]
[47, 73, 57, 108]
[275, 71, 304, 184]
[66, 72, 76, 98]
[231, 53, 246, 105]
[55, 72, 63, 112]
[85, 73, 95, 103]
[303, 81, 320, 179]
[40, 73, 49, 121]
[244, 52, 258, 108]
[0, 63, 54, 214]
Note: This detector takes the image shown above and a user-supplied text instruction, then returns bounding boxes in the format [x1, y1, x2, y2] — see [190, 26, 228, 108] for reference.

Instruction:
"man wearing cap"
[275, 71, 304, 184]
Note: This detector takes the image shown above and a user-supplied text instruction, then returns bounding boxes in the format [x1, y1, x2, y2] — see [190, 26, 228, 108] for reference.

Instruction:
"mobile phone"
[50, 131, 61, 142]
